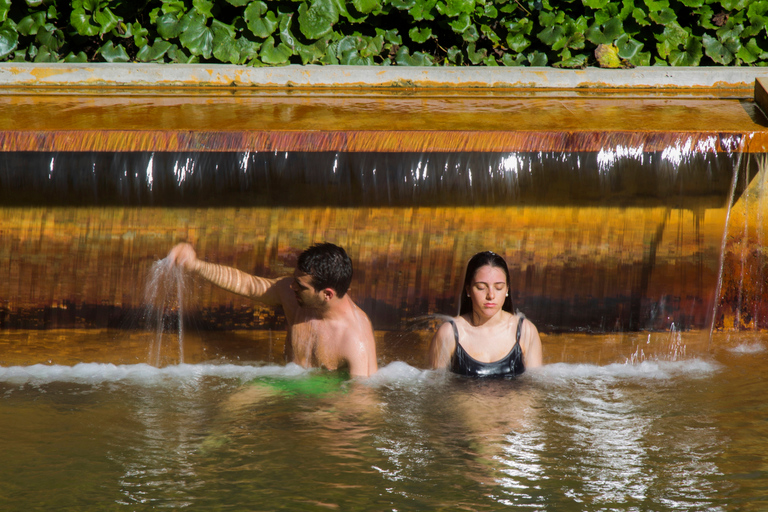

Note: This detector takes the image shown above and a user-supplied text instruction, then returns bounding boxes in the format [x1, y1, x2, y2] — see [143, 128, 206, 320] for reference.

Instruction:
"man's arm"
[167, 243, 287, 308]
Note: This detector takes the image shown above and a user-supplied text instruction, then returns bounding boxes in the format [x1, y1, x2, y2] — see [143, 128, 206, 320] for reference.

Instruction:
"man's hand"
[167, 243, 199, 271]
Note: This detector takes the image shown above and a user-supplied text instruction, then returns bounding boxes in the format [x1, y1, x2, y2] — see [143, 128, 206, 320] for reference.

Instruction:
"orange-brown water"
[0, 329, 765, 511]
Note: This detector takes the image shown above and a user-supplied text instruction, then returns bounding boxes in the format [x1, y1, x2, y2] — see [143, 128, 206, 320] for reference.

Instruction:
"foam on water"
[366, 361, 436, 388]
[532, 358, 719, 385]
[0, 358, 721, 388]
[727, 341, 766, 354]
[0, 362, 308, 386]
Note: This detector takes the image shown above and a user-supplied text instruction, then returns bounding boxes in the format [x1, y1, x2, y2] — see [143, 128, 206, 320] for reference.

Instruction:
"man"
[167, 242, 377, 377]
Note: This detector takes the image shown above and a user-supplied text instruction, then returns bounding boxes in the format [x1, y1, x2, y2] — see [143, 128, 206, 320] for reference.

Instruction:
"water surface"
[0, 330, 765, 511]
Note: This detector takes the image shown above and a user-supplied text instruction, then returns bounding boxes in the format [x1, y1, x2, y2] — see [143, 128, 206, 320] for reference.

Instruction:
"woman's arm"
[521, 319, 543, 368]
[429, 321, 456, 370]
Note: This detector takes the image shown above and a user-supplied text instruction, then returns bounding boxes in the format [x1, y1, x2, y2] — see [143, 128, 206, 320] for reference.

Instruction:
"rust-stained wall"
[1, 201, 761, 331]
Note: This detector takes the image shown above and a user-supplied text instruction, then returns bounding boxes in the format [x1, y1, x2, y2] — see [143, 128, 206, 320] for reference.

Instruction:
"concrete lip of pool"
[0, 65, 767, 511]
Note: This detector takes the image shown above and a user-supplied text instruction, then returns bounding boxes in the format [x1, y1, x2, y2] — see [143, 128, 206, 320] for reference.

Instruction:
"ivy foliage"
[0, 0, 766, 66]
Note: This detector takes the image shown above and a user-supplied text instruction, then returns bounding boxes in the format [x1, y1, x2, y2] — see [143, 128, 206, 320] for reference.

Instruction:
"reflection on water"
[0, 331, 766, 511]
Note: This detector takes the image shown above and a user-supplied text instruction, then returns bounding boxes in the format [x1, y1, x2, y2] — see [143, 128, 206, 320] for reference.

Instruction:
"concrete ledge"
[0, 63, 767, 90]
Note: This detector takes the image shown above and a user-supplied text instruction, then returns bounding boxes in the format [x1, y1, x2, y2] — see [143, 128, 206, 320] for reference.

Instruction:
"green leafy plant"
[1, 0, 767, 66]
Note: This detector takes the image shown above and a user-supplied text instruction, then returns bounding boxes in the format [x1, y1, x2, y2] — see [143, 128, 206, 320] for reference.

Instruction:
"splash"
[143, 258, 190, 367]
[0, 362, 308, 386]
[626, 324, 687, 365]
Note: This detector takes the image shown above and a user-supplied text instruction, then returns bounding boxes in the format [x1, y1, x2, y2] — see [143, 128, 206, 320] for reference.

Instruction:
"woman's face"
[466, 264, 508, 319]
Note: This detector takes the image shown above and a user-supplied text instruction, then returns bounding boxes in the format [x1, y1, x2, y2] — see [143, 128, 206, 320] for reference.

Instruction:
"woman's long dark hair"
[458, 251, 513, 316]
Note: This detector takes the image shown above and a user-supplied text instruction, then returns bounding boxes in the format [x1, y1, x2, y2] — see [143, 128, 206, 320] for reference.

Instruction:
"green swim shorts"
[250, 370, 350, 397]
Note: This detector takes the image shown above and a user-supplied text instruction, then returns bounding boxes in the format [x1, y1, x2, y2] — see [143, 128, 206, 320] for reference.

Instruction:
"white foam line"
[0, 362, 308, 385]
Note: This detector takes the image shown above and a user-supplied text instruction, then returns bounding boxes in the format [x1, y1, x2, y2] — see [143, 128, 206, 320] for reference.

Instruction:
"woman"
[429, 251, 543, 377]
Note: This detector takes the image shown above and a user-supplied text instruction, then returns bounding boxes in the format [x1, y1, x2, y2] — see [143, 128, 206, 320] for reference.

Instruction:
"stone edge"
[0, 63, 767, 90]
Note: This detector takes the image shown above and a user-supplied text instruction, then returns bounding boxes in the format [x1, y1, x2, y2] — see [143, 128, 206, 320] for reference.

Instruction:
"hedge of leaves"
[0, 0, 765, 67]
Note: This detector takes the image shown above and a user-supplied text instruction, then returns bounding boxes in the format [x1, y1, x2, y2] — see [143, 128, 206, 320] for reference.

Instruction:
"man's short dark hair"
[297, 243, 353, 297]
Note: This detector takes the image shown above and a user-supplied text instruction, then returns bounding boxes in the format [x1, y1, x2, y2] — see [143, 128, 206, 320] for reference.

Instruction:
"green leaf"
[461, 23, 478, 43]
[93, 7, 120, 34]
[71, 0, 121, 37]
[236, 37, 261, 63]
[395, 46, 434, 65]
[338, 36, 373, 65]
[409, 0, 437, 21]
[71, 12, 99, 36]
[501, 52, 526, 65]
[226, 0, 251, 6]
[296, 36, 329, 64]
[631, 7, 650, 26]
[179, 10, 213, 58]
[98, 40, 130, 62]
[645, 0, 671, 10]
[298, 0, 339, 39]
[466, 42, 486, 64]
[158, 0, 187, 16]
[380, 28, 402, 45]
[720, 0, 749, 9]
[480, 24, 501, 45]
[481, 4, 497, 18]
[409, 26, 432, 43]
[655, 21, 687, 59]
[449, 12, 471, 33]
[193, 0, 214, 18]
[438, 0, 474, 17]
[446, 46, 462, 64]
[503, 17, 533, 36]
[34, 45, 57, 62]
[585, 16, 623, 45]
[583, 0, 610, 8]
[630, 50, 651, 66]
[278, 11, 296, 50]
[649, 7, 676, 25]
[211, 19, 239, 64]
[321, 39, 340, 64]
[0, 19, 18, 59]
[244, 1, 278, 38]
[156, 13, 184, 39]
[63, 51, 88, 62]
[166, 43, 194, 63]
[716, 19, 743, 41]
[389, 0, 417, 10]
[17, 12, 46, 36]
[527, 50, 547, 66]
[553, 53, 588, 68]
[0, 0, 10, 23]
[136, 38, 173, 62]
[616, 33, 643, 59]
[122, 21, 149, 48]
[352, 0, 381, 15]
[701, 33, 734, 64]
[538, 24, 565, 46]
[506, 32, 530, 53]
[37, 24, 64, 51]
[259, 35, 292, 64]
[737, 38, 768, 64]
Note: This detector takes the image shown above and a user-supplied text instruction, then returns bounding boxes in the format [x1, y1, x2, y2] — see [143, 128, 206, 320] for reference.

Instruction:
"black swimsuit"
[449, 316, 525, 378]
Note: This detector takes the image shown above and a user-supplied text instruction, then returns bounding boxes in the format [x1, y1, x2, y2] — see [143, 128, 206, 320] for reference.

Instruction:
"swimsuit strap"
[449, 318, 460, 346]
[516, 315, 524, 346]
